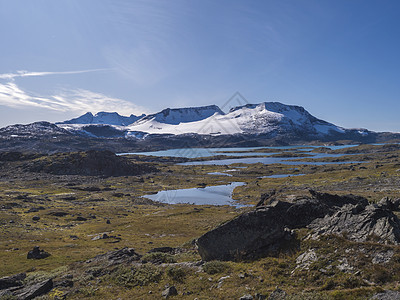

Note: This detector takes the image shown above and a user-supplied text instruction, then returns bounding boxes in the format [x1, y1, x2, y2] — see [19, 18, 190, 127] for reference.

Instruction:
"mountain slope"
[59, 112, 145, 126]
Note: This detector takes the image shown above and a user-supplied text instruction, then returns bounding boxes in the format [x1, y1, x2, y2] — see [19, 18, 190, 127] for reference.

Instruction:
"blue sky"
[0, 0, 399, 131]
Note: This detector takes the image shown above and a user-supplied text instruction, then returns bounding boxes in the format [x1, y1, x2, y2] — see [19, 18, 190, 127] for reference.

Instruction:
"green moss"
[141, 252, 177, 264]
[112, 265, 163, 287]
[203, 261, 230, 274]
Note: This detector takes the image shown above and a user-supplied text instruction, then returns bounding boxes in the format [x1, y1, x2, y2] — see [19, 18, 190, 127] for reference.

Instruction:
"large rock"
[197, 201, 292, 261]
[196, 190, 377, 261]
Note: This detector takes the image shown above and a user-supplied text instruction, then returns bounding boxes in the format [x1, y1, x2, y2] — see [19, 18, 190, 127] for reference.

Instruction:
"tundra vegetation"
[1, 144, 400, 299]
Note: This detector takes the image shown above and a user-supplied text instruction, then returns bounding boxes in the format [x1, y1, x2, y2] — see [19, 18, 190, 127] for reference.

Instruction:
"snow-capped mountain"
[127, 105, 233, 135]
[124, 102, 350, 137]
[59, 112, 145, 126]
[227, 102, 346, 136]
[136, 105, 223, 125]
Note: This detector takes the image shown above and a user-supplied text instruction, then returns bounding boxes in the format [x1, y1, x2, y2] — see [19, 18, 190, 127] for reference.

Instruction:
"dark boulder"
[197, 201, 292, 261]
[27, 246, 51, 259]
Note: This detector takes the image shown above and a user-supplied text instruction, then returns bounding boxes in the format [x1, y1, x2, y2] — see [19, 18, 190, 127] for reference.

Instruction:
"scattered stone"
[370, 290, 400, 299]
[54, 279, 73, 288]
[217, 275, 230, 288]
[268, 288, 287, 300]
[0, 273, 26, 290]
[336, 258, 354, 273]
[27, 246, 51, 259]
[162, 285, 178, 298]
[295, 249, 318, 270]
[69, 235, 79, 240]
[372, 250, 394, 264]
[32, 216, 40, 221]
[75, 216, 87, 221]
[106, 219, 111, 224]
[255, 293, 267, 300]
[240, 294, 253, 300]
[92, 233, 110, 241]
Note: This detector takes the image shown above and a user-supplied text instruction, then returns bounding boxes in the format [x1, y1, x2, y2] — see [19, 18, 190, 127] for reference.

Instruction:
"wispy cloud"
[0, 82, 147, 116]
[0, 68, 110, 80]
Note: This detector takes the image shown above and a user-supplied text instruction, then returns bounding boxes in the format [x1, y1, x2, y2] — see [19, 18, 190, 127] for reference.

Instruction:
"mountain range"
[0, 102, 399, 153]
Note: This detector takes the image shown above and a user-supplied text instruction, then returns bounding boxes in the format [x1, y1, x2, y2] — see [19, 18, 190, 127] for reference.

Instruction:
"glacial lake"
[142, 182, 247, 207]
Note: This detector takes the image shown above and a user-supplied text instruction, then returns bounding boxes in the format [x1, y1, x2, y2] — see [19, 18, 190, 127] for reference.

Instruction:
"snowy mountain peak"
[59, 111, 145, 126]
[136, 105, 224, 125]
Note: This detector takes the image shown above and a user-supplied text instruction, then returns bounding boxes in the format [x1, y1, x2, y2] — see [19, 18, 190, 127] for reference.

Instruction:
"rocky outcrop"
[0, 273, 26, 290]
[14, 279, 53, 300]
[0, 278, 53, 300]
[308, 203, 400, 244]
[196, 191, 399, 261]
[86, 247, 142, 266]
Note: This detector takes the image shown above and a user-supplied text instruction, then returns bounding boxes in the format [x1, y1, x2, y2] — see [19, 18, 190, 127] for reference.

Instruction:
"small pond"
[142, 182, 247, 207]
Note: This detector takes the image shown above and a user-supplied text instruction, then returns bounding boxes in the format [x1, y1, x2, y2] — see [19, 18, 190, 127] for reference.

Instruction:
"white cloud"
[0, 82, 147, 116]
[0, 68, 110, 80]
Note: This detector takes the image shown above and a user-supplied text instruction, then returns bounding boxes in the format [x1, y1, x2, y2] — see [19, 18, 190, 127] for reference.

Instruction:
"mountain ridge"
[1, 102, 399, 153]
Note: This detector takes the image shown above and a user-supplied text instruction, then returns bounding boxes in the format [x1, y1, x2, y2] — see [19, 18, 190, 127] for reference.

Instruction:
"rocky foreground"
[3, 190, 400, 299]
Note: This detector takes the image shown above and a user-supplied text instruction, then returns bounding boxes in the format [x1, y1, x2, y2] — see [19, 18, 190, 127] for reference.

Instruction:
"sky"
[0, 0, 399, 132]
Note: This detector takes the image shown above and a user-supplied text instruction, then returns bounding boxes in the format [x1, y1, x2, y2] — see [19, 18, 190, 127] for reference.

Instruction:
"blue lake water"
[119, 144, 359, 158]
[142, 182, 247, 207]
